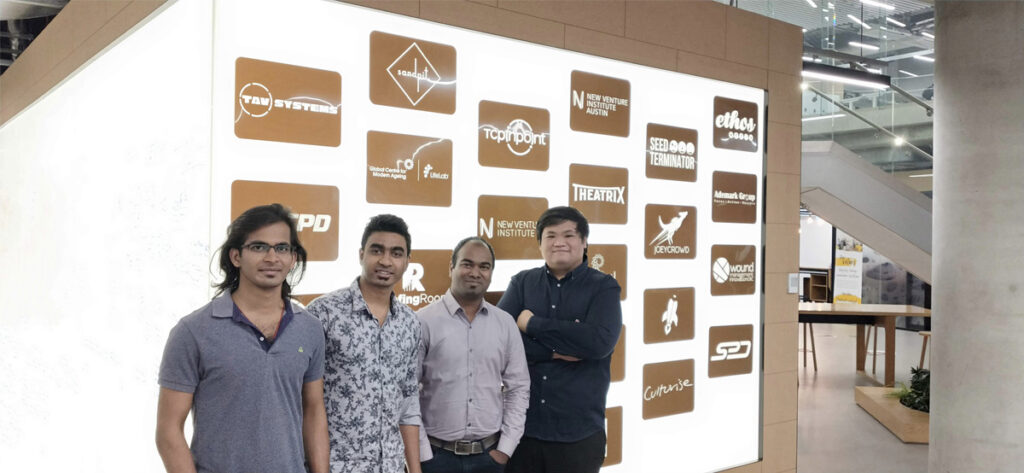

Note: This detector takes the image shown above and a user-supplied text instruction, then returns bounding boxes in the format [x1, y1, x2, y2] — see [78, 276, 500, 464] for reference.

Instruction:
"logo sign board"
[642, 359, 695, 420]
[646, 123, 697, 182]
[477, 195, 549, 260]
[370, 31, 456, 114]
[710, 245, 757, 296]
[366, 131, 452, 207]
[644, 204, 697, 259]
[643, 287, 695, 344]
[588, 244, 627, 300]
[610, 324, 626, 382]
[478, 100, 550, 171]
[568, 164, 628, 225]
[711, 171, 758, 223]
[395, 249, 453, 310]
[713, 96, 759, 152]
[570, 70, 630, 137]
[708, 324, 755, 378]
[231, 180, 339, 261]
[234, 57, 341, 147]
[604, 406, 623, 467]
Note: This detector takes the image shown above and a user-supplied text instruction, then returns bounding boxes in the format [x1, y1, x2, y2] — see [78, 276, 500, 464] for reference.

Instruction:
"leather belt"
[428, 433, 500, 456]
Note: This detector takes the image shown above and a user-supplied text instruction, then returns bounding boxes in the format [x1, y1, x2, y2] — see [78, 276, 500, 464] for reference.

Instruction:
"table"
[798, 303, 931, 387]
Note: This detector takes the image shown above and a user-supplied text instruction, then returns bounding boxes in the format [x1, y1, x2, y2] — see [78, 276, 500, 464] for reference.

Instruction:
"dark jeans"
[505, 430, 606, 473]
[421, 443, 506, 473]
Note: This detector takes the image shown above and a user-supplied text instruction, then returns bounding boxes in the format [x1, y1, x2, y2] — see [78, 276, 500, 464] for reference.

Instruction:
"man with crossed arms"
[416, 237, 530, 473]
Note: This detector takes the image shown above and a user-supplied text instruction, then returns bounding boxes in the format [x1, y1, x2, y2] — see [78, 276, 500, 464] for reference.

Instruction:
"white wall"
[0, 1, 212, 471]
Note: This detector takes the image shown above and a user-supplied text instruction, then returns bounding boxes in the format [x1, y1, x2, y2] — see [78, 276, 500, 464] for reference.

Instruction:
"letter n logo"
[479, 218, 494, 239]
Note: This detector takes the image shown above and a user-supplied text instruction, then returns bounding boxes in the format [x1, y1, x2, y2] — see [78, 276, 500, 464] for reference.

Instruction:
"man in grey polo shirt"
[156, 204, 329, 473]
[416, 237, 530, 473]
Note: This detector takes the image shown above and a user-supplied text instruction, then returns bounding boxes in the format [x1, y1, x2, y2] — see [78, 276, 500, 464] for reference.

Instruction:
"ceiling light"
[894, 136, 905, 146]
[860, 0, 895, 10]
[921, 31, 935, 39]
[849, 41, 880, 51]
[886, 17, 906, 27]
[802, 62, 891, 90]
[803, 28, 808, 33]
[848, 14, 872, 30]
[802, 113, 847, 122]
[814, 58, 823, 63]
[828, 2, 835, 8]
[914, 55, 935, 62]
[909, 173, 933, 178]
[800, 82, 809, 90]
[806, 0, 818, 7]
[802, 56, 814, 61]
[899, 70, 919, 77]
[865, 67, 882, 74]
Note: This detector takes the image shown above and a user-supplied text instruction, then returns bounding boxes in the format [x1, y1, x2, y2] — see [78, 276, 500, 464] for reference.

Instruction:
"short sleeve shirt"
[306, 278, 421, 473]
[158, 291, 325, 473]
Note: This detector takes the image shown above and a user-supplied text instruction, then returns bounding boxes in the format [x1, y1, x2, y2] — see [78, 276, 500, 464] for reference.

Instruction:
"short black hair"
[450, 236, 495, 267]
[214, 203, 308, 299]
[361, 214, 412, 255]
[535, 206, 590, 242]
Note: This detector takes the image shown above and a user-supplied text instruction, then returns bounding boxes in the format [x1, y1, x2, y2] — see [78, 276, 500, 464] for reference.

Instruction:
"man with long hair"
[156, 204, 329, 473]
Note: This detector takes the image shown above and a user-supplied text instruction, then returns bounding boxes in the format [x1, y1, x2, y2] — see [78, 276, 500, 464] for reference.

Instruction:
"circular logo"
[239, 82, 273, 118]
[506, 119, 536, 157]
[712, 257, 731, 283]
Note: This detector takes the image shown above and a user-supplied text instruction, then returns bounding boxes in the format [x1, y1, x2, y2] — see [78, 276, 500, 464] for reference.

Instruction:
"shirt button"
[541, 399, 546, 404]
[557, 284, 561, 287]
[259, 337, 265, 341]
[551, 305, 556, 309]
[542, 376, 547, 380]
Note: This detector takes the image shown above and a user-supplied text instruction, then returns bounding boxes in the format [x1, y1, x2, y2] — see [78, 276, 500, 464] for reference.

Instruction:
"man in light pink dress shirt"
[416, 237, 530, 473]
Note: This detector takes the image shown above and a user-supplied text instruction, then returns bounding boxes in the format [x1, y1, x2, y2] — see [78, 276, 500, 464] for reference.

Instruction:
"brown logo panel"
[569, 70, 630, 137]
[710, 245, 757, 296]
[603, 406, 623, 467]
[713, 96, 759, 152]
[234, 57, 341, 147]
[644, 204, 697, 259]
[610, 325, 626, 382]
[366, 131, 452, 207]
[477, 195, 548, 260]
[370, 31, 456, 114]
[292, 294, 323, 307]
[231, 180, 339, 261]
[708, 324, 755, 378]
[643, 288, 695, 344]
[478, 100, 550, 171]
[646, 123, 698, 182]
[484, 291, 503, 307]
[642, 359, 695, 420]
[712, 171, 758, 223]
[568, 164, 628, 224]
[395, 250, 453, 310]
[588, 244, 627, 300]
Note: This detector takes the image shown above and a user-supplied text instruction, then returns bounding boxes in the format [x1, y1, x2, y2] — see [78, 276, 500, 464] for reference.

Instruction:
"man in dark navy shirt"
[499, 206, 622, 473]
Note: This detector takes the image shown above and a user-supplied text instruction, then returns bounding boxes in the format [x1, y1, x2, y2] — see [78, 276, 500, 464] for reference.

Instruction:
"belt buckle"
[453, 440, 476, 455]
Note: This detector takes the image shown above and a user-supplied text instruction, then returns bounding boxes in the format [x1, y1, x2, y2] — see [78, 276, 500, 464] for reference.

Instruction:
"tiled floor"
[797, 323, 929, 473]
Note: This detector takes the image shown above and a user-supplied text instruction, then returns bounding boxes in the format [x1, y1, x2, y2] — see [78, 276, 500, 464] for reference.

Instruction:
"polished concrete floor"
[797, 323, 929, 473]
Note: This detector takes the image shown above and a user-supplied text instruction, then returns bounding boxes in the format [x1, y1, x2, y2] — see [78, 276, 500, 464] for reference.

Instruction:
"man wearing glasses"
[156, 203, 329, 473]
[306, 214, 423, 473]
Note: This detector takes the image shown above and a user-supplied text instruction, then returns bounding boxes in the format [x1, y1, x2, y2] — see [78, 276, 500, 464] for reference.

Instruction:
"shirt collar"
[440, 289, 489, 318]
[211, 290, 295, 319]
[350, 277, 399, 319]
[544, 260, 588, 281]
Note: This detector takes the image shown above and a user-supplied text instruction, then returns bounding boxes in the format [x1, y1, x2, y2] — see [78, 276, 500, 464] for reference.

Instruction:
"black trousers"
[506, 430, 606, 473]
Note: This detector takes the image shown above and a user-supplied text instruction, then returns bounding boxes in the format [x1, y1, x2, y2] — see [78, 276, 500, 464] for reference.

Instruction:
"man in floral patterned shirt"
[306, 214, 422, 473]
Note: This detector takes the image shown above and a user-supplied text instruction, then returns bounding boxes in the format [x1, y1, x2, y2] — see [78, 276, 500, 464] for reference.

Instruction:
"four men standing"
[158, 206, 620, 473]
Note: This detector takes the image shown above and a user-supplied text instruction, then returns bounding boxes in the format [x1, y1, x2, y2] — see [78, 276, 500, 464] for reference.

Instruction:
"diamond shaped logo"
[387, 43, 442, 107]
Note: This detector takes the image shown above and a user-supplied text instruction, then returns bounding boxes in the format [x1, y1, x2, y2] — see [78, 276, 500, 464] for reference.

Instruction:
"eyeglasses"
[241, 243, 295, 255]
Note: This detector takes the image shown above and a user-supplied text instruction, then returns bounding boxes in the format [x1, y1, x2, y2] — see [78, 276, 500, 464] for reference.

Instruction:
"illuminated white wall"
[0, 0, 765, 472]
[0, 1, 212, 471]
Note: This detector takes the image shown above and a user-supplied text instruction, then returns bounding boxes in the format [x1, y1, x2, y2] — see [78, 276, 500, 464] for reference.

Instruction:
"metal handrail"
[806, 85, 934, 161]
